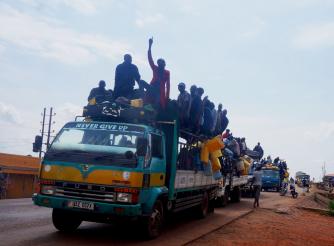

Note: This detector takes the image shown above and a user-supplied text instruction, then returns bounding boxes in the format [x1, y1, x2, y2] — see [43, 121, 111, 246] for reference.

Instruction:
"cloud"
[21, 0, 100, 15]
[293, 22, 334, 49]
[135, 12, 166, 28]
[0, 101, 22, 124]
[0, 3, 139, 65]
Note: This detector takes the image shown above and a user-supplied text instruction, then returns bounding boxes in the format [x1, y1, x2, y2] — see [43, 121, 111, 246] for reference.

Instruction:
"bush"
[329, 200, 334, 216]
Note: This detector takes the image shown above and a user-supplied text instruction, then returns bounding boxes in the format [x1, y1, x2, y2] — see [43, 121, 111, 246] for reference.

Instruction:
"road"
[0, 191, 301, 246]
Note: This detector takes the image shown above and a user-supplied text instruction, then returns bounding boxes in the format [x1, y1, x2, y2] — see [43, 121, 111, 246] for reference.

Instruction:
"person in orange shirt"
[146, 37, 170, 109]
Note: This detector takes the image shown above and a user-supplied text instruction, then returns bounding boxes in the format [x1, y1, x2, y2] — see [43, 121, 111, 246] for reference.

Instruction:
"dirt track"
[190, 191, 334, 246]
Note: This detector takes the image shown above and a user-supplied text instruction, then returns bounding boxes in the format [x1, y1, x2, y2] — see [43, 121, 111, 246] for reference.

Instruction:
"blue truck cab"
[261, 167, 281, 192]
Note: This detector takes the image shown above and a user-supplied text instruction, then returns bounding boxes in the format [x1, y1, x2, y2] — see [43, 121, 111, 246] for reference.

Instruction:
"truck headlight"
[117, 193, 132, 203]
[41, 185, 56, 195]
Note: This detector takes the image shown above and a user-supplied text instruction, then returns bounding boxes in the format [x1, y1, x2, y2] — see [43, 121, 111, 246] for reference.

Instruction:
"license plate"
[68, 201, 94, 211]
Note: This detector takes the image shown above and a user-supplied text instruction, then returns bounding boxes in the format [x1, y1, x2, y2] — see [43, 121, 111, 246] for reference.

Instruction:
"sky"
[0, 0, 333, 180]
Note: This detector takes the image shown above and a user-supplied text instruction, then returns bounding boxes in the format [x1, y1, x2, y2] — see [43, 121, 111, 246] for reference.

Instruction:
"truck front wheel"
[52, 209, 82, 232]
[142, 200, 164, 239]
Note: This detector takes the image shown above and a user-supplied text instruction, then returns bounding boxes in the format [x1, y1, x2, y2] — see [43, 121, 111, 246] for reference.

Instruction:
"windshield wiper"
[94, 154, 114, 161]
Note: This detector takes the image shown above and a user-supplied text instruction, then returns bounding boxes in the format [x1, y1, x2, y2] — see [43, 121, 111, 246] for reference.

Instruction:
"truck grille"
[55, 187, 116, 202]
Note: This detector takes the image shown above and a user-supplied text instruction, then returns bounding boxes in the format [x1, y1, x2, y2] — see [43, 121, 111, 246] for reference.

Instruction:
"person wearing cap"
[146, 37, 170, 109]
[88, 80, 112, 104]
[114, 54, 141, 100]
[177, 82, 191, 128]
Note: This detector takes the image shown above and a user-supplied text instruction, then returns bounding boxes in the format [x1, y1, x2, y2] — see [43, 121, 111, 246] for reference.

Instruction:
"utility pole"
[46, 107, 54, 150]
[37, 107, 56, 157]
[39, 108, 46, 158]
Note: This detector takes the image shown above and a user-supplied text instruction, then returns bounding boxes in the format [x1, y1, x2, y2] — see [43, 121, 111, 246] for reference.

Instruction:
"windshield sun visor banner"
[65, 122, 144, 133]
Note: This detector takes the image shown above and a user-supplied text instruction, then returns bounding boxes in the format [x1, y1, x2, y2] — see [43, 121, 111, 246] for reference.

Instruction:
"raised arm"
[148, 38, 155, 69]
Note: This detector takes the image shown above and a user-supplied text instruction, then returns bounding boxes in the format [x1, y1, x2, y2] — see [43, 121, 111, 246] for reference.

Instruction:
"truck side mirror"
[33, 135, 43, 152]
[136, 138, 148, 156]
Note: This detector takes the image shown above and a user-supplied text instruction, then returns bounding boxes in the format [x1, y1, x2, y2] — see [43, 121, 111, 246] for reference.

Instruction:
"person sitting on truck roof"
[273, 157, 280, 165]
[253, 142, 264, 160]
[87, 80, 113, 104]
[114, 54, 141, 100]
[222, 129, 231, 139]
[177, 82, 191, 128]
[226, 135, 241, 158]
[240, 137, 247, 155]
[146, 37, 170, 109]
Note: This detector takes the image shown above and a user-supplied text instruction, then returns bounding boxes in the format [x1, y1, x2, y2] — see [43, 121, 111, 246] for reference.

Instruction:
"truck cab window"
[151, 134, 163, 159]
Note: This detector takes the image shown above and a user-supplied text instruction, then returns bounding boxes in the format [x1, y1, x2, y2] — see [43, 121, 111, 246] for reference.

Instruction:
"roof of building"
[0, 153, 40, 175]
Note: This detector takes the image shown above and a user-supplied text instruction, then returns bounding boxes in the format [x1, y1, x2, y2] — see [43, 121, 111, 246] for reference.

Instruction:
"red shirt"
[148, 49, 170, 108]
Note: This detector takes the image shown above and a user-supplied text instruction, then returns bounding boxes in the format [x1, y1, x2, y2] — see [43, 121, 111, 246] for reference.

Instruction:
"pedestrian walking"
[252, 166, 263, 208]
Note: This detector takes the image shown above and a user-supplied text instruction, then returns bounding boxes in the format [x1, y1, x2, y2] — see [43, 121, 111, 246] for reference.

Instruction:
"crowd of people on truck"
[87, 38, 232, 139]
[86, 38, 295, 187]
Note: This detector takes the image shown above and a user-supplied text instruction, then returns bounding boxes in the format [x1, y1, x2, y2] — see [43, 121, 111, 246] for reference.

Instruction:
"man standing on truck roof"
[114, 54, 141, 100]
[252, 166, 263, 208]
[189, 87, 204, 133]
[253, 142, 264, 160]
[88, 80, 112, 104]
[146, 37, 170, 109]
[215, 104, 229, 135]
[177, 82, 191, 128]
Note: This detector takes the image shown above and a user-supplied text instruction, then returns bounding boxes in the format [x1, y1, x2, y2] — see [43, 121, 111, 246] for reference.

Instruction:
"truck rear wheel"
[52, 209, 82, 232]
[142, 200, 164, 239]
[195, 192, 209, 218]
[230, 187, 241, 203]
[216, 190, 229, 207]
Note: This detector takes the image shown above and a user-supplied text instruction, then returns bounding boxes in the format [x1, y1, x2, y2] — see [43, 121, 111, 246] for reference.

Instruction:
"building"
[0, 153, 40, 199]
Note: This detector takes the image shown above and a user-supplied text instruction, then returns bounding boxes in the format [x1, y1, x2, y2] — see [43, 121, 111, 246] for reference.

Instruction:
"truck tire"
[141, 200, 164, 239]
[52, 209, 82, 232]
[195, 192, 209, 219]
[230, 187, 241, 203]
[216, 189, 229, 207]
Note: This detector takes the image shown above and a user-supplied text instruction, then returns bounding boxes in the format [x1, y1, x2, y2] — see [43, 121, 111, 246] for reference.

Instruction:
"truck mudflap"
[33, 194, 142, 217]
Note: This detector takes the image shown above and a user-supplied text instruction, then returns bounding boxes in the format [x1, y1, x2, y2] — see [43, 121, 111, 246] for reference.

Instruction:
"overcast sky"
[0, 0, 333, 180]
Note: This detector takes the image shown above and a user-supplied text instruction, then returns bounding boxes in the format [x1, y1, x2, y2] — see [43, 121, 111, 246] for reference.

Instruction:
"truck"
[295, 171, 310, 187]
[261, 166, 281, 192]
[32, 103, 219, 238]
[216, 174, 252, 206]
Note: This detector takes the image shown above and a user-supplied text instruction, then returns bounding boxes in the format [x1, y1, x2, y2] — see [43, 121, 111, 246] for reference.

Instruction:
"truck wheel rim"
[149, 206, 162, 235]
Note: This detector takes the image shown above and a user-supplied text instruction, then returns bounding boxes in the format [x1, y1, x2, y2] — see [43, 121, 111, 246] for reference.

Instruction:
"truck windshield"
[262, 170, 279, 178]
[46, 126, 145, 168]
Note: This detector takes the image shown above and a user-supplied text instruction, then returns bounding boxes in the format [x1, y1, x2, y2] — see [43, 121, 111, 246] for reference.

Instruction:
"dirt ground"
[190, 192, 334, 246]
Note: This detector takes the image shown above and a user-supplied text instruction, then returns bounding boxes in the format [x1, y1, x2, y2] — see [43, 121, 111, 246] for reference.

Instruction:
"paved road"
[0, 191, 296, 246]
